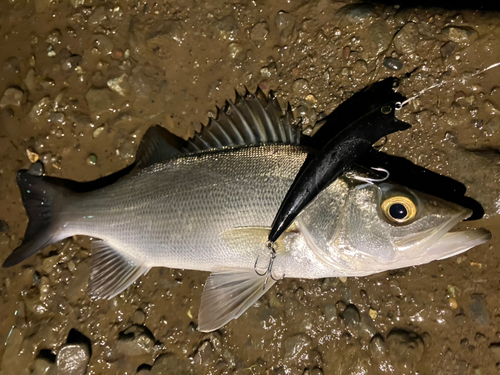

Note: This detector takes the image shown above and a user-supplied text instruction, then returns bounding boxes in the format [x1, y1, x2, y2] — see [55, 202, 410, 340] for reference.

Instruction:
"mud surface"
[1, 1, 500, 374]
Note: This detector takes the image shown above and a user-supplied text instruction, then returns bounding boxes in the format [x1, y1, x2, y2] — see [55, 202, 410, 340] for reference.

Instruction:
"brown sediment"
[0, 1, 500, 374]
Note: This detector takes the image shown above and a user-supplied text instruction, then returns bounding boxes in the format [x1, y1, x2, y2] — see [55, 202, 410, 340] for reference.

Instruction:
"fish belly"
[61, 145, 308, 272]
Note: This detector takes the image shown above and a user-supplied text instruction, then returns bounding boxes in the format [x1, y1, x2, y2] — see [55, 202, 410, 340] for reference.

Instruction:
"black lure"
[268, 78, 411, 243]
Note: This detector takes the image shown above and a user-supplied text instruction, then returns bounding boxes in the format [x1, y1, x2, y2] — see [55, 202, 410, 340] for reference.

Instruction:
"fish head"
[297, 179, 491, 276]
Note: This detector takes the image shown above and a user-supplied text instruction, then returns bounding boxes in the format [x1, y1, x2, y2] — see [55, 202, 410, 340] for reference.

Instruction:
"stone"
[133, 309, 146, 325]
[342, 305, 361, 328]
[370, 334, 386, 359]
[116, 325, 155, 356]
[107, 74, 130, 97]
[284, 333, 311, 360]
[383, 57, 403, 71]
[369, 21, 392, 53]
[489, 343, 500, 361]
[441, 41, 458, 58]
[275, 11, 293, 30]
[324, 304, 337, 321]
[150, 353, 194, 375]
[33, 357, 56, 375]
[250, 22, 269, 45]
[442, 26, 478, 44]
[394, 22, 419, 54]
[193, 341, 214, 366]
[85, 88, 115, 119]
[56, 344, 90, 375]
[0, 220, 9, 232]
[469, 294, 490, 326]
[386, 329, 424, 371]
[0, 87, 23, 108]
[292, 79, 309, 95]
[337, 3, 376, 24]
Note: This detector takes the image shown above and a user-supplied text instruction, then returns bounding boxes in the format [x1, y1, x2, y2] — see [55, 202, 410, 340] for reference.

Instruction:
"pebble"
[116, 325, 155, 356]
[370, 334, 386, 358]
[292, 79, 309, 95]
[61, 55, 82, 72]
[0, 87, 23, 108]
[342, 305, 361, 328]
[87, 154, 98, 166]
[86, 88, 115, 118]
[150, 353, 193, 375]
[442, 26, 478, 44]
[133, 309, 146, 325]
[92, 126, 105, 138]
[0, 220, 9, 232]
[440, 41, 458, 58]
[489, 343, 500, 361]
[453, 314, 467, 326]
[107, 74, 130, 97]
[284, 333, 312, 360]
[321, 277, 339, 292]
[386, 330, 424, 370]
[337, 3, 376, 24]
[193, 340, 214, 366]
[56, 344, 90, 375]
[383, 57, 403, 71]
[275, 11, 292, 30]
[33, 357, 56, 375]
[28, 161, 45, 176]
[469, 294, 490, 326]
[369, 21, 392, 53]
[228, 42, 244, 59]
[250, 22, 269, 45]
[394, 22, 419, 54]
[325, 304, 337, 321]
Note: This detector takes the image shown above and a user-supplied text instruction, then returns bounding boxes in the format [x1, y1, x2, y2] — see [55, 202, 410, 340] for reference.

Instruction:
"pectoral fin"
[220, 226, 291, 254]
[198, 268, 277, 332]
[90, 241, 150, 299]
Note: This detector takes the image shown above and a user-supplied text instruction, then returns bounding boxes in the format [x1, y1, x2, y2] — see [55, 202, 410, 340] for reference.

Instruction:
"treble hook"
[346, 167, 390, 184]
[254, 241, 285, 290]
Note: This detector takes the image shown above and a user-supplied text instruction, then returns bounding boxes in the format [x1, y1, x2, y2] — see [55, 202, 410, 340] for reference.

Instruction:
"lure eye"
[382, 196, 417, 223]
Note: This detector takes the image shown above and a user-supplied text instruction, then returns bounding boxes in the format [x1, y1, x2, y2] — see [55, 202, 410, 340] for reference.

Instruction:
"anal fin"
[198, 268, 277, 332]
[90, 241, 149, 299]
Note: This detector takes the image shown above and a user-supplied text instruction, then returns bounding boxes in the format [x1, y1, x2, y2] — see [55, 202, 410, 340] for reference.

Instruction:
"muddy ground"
[1, 0, 500, 374]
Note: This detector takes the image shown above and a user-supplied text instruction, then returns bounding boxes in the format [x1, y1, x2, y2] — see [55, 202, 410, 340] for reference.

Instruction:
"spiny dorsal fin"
[135, 126, 187, 169]
[89, 241, 149, 299]
[186, 88, 301, 153]
[198, 267, 277, 332]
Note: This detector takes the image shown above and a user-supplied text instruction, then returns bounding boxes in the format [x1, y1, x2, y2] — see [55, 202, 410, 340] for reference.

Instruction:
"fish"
[2, 90, 491, 332]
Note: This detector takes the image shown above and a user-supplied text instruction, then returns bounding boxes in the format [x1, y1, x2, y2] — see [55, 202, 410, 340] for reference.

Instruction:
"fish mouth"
[396, 207, 491, 265]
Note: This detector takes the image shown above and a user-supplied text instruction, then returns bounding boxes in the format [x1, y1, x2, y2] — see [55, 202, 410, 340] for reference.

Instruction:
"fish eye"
[381, 196, 417, 224]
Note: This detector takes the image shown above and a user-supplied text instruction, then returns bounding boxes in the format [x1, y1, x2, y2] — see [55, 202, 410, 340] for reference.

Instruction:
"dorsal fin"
[186, 88, 301, 153]
[134, 89, 302, 168]
[135, 126, 187, 168]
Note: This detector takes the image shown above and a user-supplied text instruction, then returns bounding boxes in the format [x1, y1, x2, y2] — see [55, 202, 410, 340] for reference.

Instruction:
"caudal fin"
[3, 171, 69, 267]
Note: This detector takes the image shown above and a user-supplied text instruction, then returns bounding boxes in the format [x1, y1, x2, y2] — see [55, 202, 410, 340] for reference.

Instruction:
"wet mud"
[1, 1, 500, 374]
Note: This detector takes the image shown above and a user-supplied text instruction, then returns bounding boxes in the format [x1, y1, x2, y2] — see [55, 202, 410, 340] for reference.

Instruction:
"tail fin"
[3, 171, 69, 267]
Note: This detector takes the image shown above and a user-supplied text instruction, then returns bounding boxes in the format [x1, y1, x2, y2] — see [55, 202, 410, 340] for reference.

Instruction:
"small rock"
[56, 344, 90, 375]
[394, 22, 419, 54]
[86, 88, 115, 119]
[193, 341, 214, 366]
[33, 357, 56, 375]
[275, 11, 293, 30]
[489, 343, 500, 361]
[292, 79, 309, 95]
[386, 329, 424, 371]
[337, 3, 376, 24]
[61, 55, 82, 72]
[370, 334, 386, 359]
[453, 314, 467, 326]
[228, 42, 244, 59]
[250, 22, 269, 45]
[440, 41, 458, 58]
[107, 74, 130, 97]
[0, 220, 9, 232]
[46, 29, 62, 45]
[325, 304, 337, 321]
[442, 26, 478, 44]
[369, 21, 392, 53]
[92, 126, 105, 138]
[0, 87, 23, 108]
[133, 309, 146, 325]
[469, 294, 490, 326]
[321, 278, 339, 292]
[87, 154, 97, 166]
[116, 325, 155, 356]
[214, 16, 239, 41]
[150, 353, 193, 375]
[284, 333, 312, 360]
[89, 6, 107, 26]
[28, 161, 45, 176]
[342, 305, 360, 328]
[383, 57, 403, 71]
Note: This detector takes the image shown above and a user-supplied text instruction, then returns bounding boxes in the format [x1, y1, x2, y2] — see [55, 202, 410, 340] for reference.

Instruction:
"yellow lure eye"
[381, 196, 417, 223]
